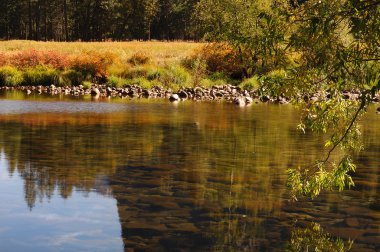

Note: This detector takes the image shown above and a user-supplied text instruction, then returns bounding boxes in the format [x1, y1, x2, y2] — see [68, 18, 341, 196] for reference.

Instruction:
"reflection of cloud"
[34, 229, 121, 249]
[10, 213, 107, 225]
[0, 227, 10, 233]
[0, 172, 9, 181]
[0, 152, 10, 181]
[49, 230, 102, 246]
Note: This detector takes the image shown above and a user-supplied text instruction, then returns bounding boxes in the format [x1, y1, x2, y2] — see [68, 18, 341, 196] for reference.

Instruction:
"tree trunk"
[63, 0, 68, 41]
[28, 0, 33, 40]
[35, 0, 40, 40]
[44, 0, 47, 40]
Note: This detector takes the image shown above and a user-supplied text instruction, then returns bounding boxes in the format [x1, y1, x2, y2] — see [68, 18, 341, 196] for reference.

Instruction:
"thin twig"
[322, 94, 367, 164]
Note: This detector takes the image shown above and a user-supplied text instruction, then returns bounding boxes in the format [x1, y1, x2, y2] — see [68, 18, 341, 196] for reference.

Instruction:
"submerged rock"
[91, 87, 100, 96]
[178, 90, 188, 100]
[169, 94, 180, 102]
[260, 95, 270, 102]
[234, 97, 246, 107]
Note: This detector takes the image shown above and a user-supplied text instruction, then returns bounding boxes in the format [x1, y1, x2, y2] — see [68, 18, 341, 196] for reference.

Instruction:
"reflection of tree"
[288, 222, 353, 252]
[0, 103, 378, 250]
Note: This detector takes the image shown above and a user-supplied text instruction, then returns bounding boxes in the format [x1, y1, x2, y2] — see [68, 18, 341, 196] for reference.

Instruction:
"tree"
[63, 0, 68, 41]
[143, 0, 159, 40]
[196, 0, 290, 77]
[286, 0, 380, 199]
[197, 0, 380, 199]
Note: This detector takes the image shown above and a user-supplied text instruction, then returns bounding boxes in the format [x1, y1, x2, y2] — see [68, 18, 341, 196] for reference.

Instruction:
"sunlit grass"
[0, 41, 248, 89]
[0, 40, 203, 65]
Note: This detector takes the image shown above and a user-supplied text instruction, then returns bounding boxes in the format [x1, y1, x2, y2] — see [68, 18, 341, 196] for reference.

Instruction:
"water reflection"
[288, 222, 353, 251]
[0, 97, 378, 251]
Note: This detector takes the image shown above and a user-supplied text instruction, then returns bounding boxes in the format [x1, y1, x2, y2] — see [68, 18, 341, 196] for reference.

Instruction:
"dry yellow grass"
[0, 40, 204, 65]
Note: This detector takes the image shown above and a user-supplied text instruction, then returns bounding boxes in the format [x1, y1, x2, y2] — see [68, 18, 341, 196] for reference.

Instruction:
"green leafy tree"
[286, 0, 380, 199]
[196, 0, 290, 77]
[143, 0, 159, 40]
[197, 0, 380, 199]
[288, 223, 353, 251]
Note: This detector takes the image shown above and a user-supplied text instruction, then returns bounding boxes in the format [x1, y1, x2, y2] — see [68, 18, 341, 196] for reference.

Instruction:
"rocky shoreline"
[1, 84, 380, 108]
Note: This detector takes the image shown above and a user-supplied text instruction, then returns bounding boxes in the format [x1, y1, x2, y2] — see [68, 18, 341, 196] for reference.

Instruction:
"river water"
[0, 93, 378, 251]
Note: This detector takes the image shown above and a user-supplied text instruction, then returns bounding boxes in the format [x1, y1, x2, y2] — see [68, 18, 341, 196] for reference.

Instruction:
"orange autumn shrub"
[128, 52, 151, 66]
[68, 51, 116, 82]
[0, 53, 8, 67]
[9, 49, 69, 70]
[186, 43, 245, 78]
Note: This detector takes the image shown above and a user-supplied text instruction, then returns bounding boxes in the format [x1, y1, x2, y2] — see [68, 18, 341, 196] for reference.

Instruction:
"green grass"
[0, 40, 262, 90]
[0, 66, 24, 86]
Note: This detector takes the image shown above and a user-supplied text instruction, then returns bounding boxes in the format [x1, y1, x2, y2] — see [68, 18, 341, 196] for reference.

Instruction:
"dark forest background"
[0, 0, 201, 41]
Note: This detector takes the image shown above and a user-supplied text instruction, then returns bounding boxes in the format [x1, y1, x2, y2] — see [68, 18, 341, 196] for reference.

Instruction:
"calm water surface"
[0, 93, 379, 251]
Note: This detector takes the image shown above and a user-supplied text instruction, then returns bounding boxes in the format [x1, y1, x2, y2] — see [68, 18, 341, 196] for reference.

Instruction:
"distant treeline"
[0, 0, 201, 41]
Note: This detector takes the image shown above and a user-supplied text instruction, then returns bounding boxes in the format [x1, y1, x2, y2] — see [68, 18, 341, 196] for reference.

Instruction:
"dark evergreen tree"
[0, 0, 202, 41]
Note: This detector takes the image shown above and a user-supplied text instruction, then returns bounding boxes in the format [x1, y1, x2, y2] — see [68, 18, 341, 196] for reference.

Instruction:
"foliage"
[284, 0, 380, 199]
[107, 76, 127, 88]
[200, 78, 228, 88]
[124, 66, 151, 79]
[287, 156, 357, 200]
[0, 0, 201, 41]
[182, 57, 208, 87]
[143, 0, 160, 40]
[0, 66, 24, 86]
[287, 222, 353, 252]
[23, 66, 60, 86]
[158, 66, 191, 87]
[129, 77, 157, 90]
[128, 52, 151, 66]
[196, 0, 290, 77]
[197, 0, 380, 199]
[82, 81, 92, 89]
[239, 76, 261, 91]
[59, 69, 85, 86]
[0, 52, 8, 66]
[260, 69, 288, 98]
[188, 43, 246, 78]
[68, 52, 115, 82]
[11, 50, 69, 70]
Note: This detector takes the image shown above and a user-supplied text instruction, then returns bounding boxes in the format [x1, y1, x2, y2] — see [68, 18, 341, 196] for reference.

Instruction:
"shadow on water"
[0, 97, 378, 251]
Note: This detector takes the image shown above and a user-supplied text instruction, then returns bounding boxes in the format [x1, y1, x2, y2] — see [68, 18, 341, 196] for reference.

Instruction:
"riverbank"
[1, 41, 380, 108]
[2, 84, 380, 108]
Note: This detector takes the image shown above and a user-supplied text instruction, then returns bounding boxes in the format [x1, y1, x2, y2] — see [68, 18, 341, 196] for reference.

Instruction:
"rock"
[26, 89, 32, 95]
[350, 93, 360, 100]
[345, 217, 360, 228]
[142, 89, 151, 98]
[106, 87, 113, 96]
[342, 92, 350, 99]
[278, 97, 288, 104]
[91, 87, 100, 97]
[178, 90, 188, 100]
[260, 95, 270, 102]
[169, 94, 180, 102]
[377, 107, 380, 114]
[122, 89, 129, 97]
[245, 96, 253, 104]
[234, 97, 246, 106]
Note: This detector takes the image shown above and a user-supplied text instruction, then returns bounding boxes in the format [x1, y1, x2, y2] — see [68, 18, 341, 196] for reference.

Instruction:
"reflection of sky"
[0, 152, 123, 252]
[0, 100, 130, 114]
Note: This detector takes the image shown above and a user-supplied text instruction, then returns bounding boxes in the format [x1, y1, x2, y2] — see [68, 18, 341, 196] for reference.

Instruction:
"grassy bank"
[0, 41, 203, 90]
[0, 41, 299, 101]
[0, 41, 221, 90]
[0, 41, 275, 94]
